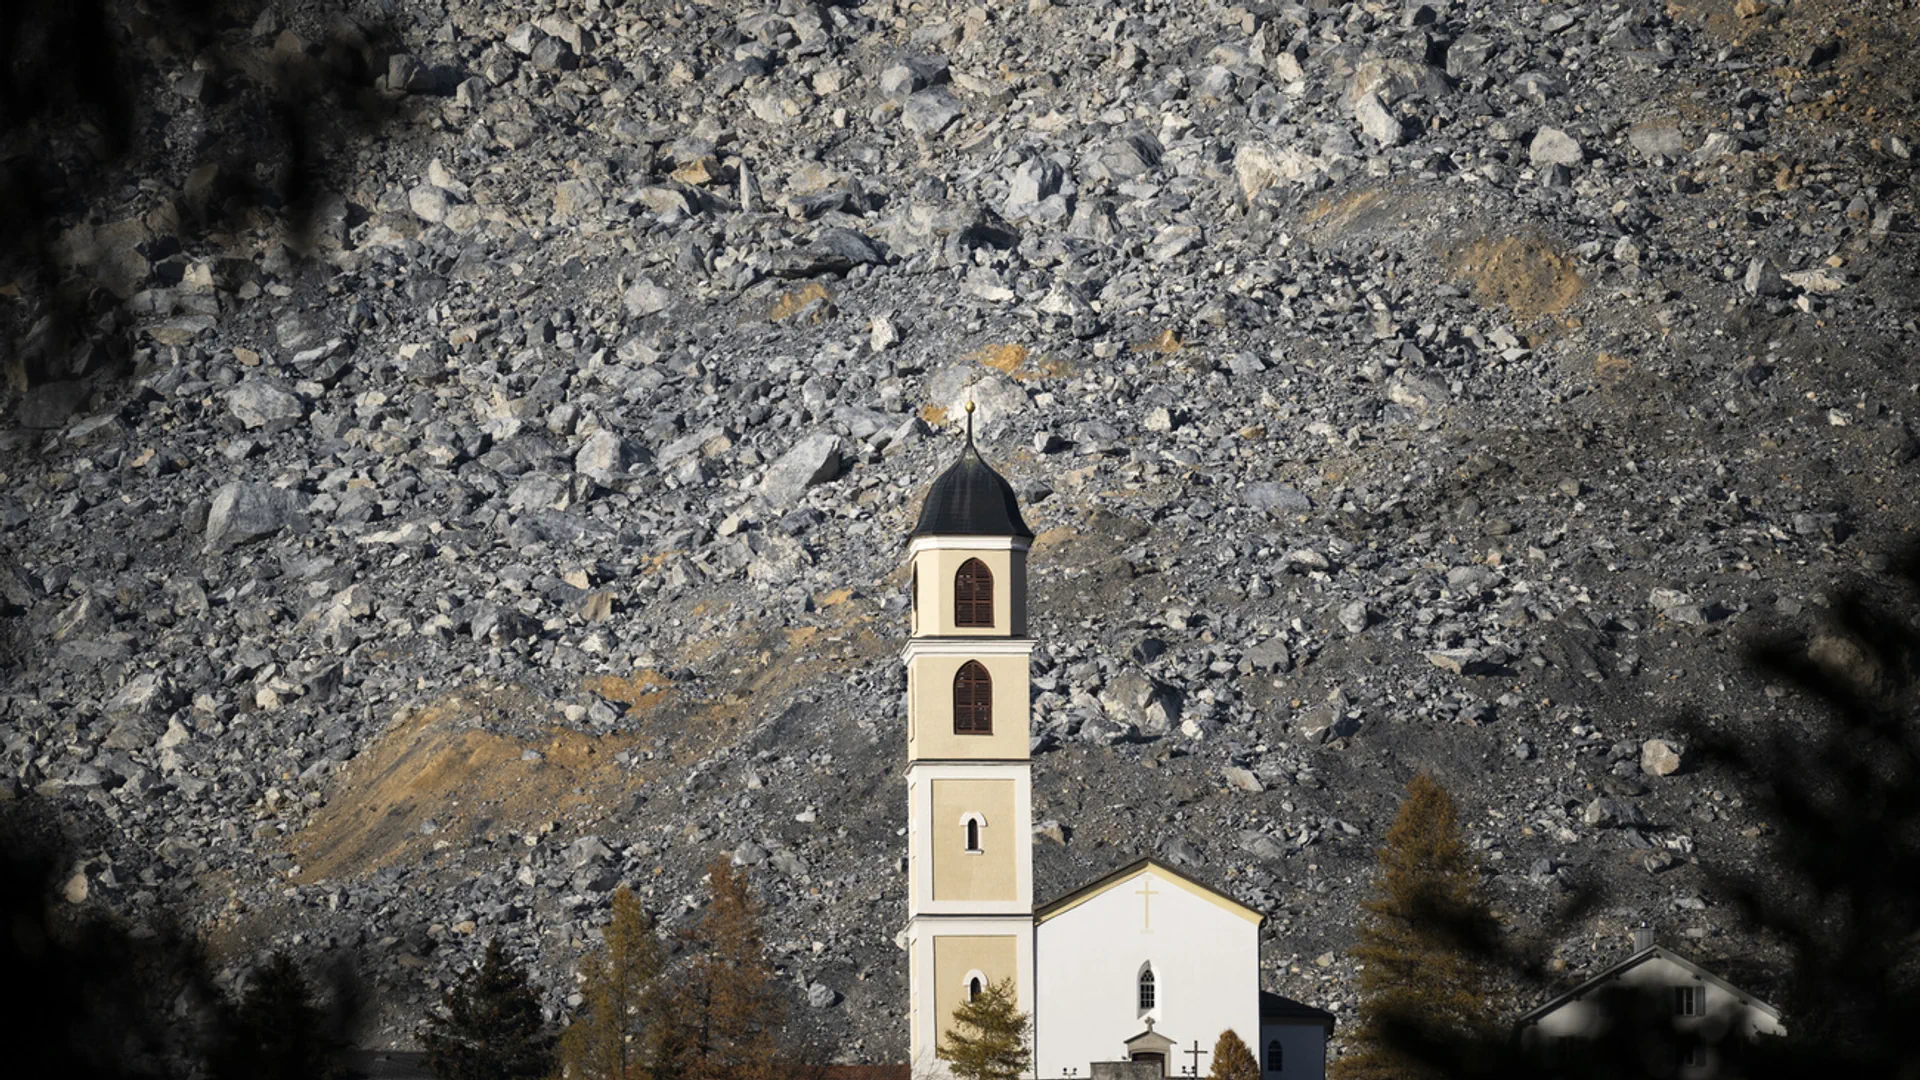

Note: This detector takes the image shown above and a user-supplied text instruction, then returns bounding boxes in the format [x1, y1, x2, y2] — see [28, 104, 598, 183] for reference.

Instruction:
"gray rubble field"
[2, 0, 1917, 1058]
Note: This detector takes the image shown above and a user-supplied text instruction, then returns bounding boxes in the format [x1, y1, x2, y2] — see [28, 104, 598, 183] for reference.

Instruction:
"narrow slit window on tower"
[965, 817, 982, 853]
[955, 558, 994, 627]
[968, 977, 983, 1002]
[1138, 967, 1156, 1012]
[954, 661, 993, 734]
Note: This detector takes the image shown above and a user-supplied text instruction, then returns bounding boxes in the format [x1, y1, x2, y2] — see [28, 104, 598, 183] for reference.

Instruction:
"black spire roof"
[909, 416, 1032, 540]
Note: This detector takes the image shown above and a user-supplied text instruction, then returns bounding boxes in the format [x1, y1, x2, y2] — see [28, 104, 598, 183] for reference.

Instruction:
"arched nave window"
[1137, 966, 1156, 1012]
[954, 661, 993, 734]
[1266, 1041, 1283, 1073]
[955, 559, 994, 627]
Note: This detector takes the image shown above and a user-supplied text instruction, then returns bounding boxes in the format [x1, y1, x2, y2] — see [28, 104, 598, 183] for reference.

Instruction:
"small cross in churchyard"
[1182, 1040, 1209, 1077]
[1135, 877, 1158, 931]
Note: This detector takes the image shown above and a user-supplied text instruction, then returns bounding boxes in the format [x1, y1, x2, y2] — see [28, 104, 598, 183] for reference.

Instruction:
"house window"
[954, 661, 992, 734]
[1138, 967, 1156, 1011]
[955, 559, 994, 627]
[1265, 1041, 1282, 1073]
[1675, 986, 1704, 1017]
[965, 817, 982, 853]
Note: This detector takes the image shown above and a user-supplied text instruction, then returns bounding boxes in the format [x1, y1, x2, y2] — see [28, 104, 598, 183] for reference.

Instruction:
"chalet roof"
[342, 1051, 431, 1080]
[909, 424, 1032, 540]
[1514, 944, 1784, 1027]
[1033, 857, 1264, 926]
[1260, 990, 1337, 1030]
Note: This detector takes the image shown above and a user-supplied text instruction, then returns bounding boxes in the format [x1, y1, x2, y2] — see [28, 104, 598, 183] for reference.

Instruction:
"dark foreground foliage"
[1361, 543, 1920, 1079]
[1, 0, 399, 392]
[0, 815, 362, 1078]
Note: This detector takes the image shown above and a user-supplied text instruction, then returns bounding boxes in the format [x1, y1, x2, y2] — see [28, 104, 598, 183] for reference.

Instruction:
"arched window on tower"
[1137, 967, 1156, 1012]
[968, 976, 983, 1002]
[954, 661, 993, 734]
[1266, 1041, 1283, 1073]
[965, 817, 982, 853]
[955, 558, 994, 627]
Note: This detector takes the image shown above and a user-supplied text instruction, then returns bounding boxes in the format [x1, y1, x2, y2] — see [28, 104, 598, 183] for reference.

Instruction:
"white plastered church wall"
[1033, 869, 1261, 1079]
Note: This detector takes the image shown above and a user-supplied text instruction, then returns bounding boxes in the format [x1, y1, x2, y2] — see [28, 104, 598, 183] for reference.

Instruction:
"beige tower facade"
[902, 431, 1036, 1079]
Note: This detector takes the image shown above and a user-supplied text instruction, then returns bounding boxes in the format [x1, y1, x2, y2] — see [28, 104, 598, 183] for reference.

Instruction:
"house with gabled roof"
[1515, 929, 1785, 1077]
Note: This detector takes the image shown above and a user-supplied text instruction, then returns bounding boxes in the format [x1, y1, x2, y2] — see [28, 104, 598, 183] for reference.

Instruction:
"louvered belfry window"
[955, 558, 994, 627]
[954, 661, 993, 734]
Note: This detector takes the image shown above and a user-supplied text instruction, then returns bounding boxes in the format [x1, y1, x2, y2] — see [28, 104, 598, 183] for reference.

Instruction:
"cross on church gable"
[1134, 876, 1158, 932]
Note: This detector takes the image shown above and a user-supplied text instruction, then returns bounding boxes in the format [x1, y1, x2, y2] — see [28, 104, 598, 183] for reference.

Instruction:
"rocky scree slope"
[2, 0, 1918, 1058]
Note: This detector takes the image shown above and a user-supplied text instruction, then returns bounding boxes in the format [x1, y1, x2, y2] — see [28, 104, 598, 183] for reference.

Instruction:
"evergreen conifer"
[210, 951, 347, 1080]
[1331, 773, 1499, 1080]
[938, 978, 1031, 1080]
[425, 939, 552, 1080]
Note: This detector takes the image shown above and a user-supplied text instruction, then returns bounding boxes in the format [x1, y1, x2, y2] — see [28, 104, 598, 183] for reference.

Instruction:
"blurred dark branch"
[1, 0, 400, 396]
[1358, 541, 1920, 1080]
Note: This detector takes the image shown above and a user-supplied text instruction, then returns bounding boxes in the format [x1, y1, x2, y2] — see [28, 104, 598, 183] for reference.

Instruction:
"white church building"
[898, 421, 1333, 1080]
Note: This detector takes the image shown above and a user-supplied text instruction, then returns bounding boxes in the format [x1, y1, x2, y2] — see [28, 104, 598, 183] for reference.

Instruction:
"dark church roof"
[1261, 990, 1337, 1029]
[909, 426, 1032, 540]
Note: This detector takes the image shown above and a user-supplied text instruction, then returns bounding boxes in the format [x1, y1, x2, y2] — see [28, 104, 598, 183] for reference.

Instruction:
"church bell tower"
[903, 407, 1036, 1078]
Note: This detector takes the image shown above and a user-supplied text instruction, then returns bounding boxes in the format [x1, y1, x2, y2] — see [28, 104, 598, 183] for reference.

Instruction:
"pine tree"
[670, 859, 784, 1080]
[210, 951, 347, 1080]
[425, 939, 552, 1080]
[1331, 773, 1499, 1080]
[938, 978, 1031, 1080]
[1207, 1030, 1259, 1080]
[556, 887, 669, 1080]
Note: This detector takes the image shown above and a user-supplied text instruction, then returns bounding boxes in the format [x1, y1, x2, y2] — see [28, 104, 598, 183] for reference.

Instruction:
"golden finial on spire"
[964, 399, 976, 444]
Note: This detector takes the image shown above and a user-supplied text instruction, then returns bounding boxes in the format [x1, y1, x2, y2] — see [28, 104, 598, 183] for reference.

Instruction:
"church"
[898, 417, 1334, 1080]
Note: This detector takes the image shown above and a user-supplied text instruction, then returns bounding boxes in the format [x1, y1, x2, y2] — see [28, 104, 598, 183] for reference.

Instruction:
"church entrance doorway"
[1130, 1052, 1165, 1074]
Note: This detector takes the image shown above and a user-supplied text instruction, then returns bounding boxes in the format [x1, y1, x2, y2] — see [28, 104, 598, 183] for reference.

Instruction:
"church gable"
[1032, 859, 1263, 1080]
[1034, 858, 1263, 927]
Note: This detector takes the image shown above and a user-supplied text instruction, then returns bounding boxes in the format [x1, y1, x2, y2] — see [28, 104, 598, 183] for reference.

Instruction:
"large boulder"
[205, 482, 307, 548]
[926, 367, 1028, 435]
[1233, 142, 1318, 202]
[761, 433, 843, 504]
[224, 379, 306, 429]
[575, 430, 645, 484]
